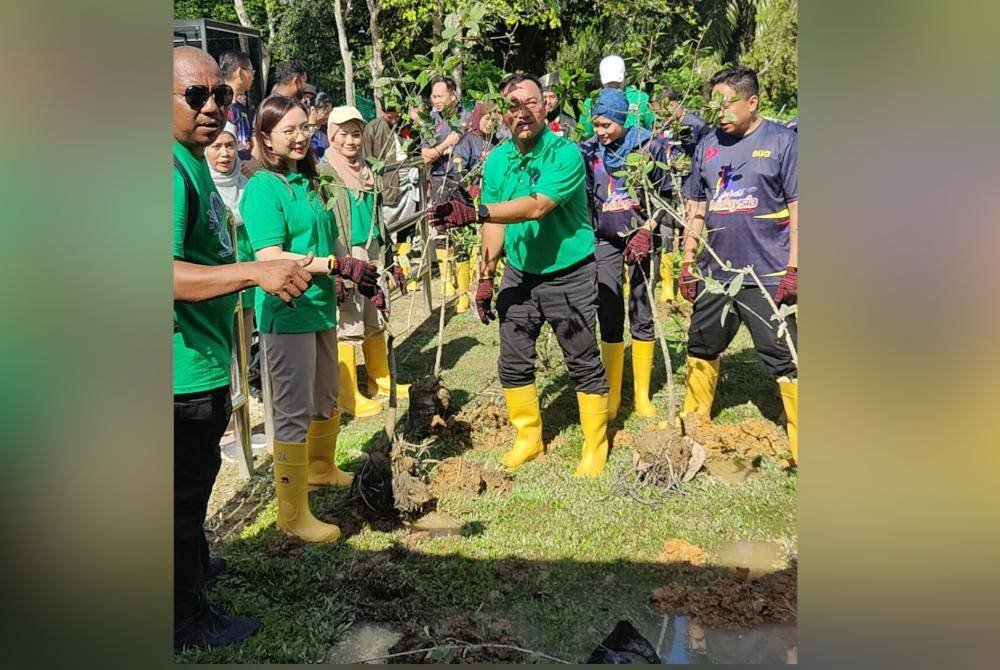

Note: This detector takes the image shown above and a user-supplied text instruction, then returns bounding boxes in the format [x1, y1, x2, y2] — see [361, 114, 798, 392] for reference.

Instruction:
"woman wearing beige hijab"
[318, 106, 410, 416]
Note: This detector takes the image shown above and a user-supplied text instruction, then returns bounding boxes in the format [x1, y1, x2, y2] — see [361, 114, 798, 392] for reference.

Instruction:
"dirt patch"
[658, 538, 709, 566]
[428, 457, 513, 498]
[650, 560, 797, 629]
[462, 401, 511, 453]
[386, 614, 526, 663]
[681, 414, 787, 460]
[404, 376, 453, 440]
[632, 425, 706, 487]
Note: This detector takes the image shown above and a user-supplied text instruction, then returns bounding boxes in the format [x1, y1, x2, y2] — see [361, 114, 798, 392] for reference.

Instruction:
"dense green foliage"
[174, 0, 796, 117]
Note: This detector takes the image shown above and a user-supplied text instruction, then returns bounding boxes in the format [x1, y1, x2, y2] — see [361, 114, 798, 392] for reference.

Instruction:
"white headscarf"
[207, 123, 248, 225]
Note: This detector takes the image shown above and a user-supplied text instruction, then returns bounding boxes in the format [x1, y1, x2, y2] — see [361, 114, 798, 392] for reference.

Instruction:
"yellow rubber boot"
[338, 343, 383, 418]
[435, 248, 456, 297]
[600, 341, 625, 420]
[631, 339, 658, 418]
[778, 378, 798, 464]
[306, 412, 354, 488]
[658, 253, 675, 303]
[500, 384, 544, 469]
[455, 260, 471, 313]
[362, 334, 410, 399]
[574, 392, 610, 477]
[681, 356, 720, 419]
[396, 242, 417, 293]
[273, 439, 342, 543]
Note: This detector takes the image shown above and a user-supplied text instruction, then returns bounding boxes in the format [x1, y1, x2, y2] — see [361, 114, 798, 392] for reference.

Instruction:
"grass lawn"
[178, 280, 797, 664]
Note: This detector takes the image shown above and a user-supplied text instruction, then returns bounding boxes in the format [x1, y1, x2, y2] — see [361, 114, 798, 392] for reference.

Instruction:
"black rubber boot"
[174, 601, 261, 651]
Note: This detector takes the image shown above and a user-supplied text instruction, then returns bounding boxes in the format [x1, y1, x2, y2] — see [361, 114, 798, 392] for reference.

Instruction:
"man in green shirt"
[172, 46, 314, 651]
[428, 73, 610, 478]
[576, 55, 655, 139]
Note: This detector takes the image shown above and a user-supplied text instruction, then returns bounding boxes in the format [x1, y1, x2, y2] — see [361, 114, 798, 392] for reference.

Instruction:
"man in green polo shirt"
[576, 55, 655, 139]
[172, 46, 314, 651]
[428, 73, 610, 478]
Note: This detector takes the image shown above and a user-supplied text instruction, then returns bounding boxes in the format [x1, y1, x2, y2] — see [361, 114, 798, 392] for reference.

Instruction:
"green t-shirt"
[239, 170, 338, 334]
[481, 127, 595, 275]
[348, 189, 378, 246]
[577, 85, 655, 138]
[173, 140, 238, 395]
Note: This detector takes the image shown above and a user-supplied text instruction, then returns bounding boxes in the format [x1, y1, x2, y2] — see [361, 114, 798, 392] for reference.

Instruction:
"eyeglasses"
[177, 84, 234, 110]
[275, 124, 317, 140]
[506, 98, 543, 114]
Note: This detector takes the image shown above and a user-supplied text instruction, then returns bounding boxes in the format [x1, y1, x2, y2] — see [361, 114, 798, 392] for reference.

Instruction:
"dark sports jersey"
[678, 111, 709, 157]
[227, 97, 253, 161]
[682, 119, 797, 285]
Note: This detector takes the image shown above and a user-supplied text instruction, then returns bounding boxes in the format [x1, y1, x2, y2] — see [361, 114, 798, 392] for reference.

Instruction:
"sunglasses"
[177, 84, 234, 110]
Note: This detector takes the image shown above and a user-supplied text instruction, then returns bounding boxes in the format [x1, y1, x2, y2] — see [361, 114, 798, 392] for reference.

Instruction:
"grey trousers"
[262, 328, 339, 443]
[595, 239, 658, 343]
[495, 257, 608, 394]
[335, 238, 384, 344]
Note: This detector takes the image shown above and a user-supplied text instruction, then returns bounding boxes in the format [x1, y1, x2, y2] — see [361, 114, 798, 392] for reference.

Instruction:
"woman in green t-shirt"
[318, 106, 410, 414]
[241, 96, 383, 544]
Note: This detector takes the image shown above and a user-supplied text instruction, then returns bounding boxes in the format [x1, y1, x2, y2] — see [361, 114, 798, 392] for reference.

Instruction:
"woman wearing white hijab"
[205, 123, 254, 353]
[318, 106, 409, 417]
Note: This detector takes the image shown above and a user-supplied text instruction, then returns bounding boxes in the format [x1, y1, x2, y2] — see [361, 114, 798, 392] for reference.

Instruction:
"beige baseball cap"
[327, 105, 365, 126]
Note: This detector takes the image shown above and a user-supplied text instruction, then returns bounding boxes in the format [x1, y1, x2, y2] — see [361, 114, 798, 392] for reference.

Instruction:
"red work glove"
[370, 286, 389, 317]
[774, 267, 798, 305]
[428, 199, 477, 230]
[332, 256, 379, 296]
[334, 277, 351, 304]
[679, 262, 698, 302]
[475, 278, 496, 325]
[624, 228, 652, 265]
[393, 264, 407, 296]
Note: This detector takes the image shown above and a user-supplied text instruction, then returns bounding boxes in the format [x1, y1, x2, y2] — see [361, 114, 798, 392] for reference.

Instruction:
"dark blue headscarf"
[592, 88, 651, 171]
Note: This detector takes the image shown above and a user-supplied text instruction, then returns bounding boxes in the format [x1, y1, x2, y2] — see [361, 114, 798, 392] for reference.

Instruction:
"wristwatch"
[476, 202, 490, 223]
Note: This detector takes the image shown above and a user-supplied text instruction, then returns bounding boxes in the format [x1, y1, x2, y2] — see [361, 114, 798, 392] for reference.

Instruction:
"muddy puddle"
[405, 511, 464, 538]
[713, 540, 788, 577]
[705, 458, 755, 484]
[325, 622, 404, 664]
[641, 612, 797, 664]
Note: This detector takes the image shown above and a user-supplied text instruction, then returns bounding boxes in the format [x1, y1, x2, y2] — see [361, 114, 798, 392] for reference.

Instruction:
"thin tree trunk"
[334, 0, 355, 105]
[366, 0, 384, 114]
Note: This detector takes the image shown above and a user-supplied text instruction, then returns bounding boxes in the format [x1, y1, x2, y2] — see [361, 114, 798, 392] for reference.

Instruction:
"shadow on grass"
[711, 348, 784, 424]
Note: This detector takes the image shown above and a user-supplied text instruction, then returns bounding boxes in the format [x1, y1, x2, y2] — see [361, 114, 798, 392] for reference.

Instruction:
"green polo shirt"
[173, 140, 238, 395]
[577, 85, 655, 138]
[481, 127, 594, 275]
[348, 189, 379, 246]
[239, 169, 338, 334]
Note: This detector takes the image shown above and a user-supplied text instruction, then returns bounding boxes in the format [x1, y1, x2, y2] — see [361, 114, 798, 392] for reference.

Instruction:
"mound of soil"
[650, 561, 797, 629]
[658, 538, 709, 566]
[387, 614, 525, 663]
[428, 457, 513, 498]
[681, 413, 788, 459]
[405, 376, 453, 440]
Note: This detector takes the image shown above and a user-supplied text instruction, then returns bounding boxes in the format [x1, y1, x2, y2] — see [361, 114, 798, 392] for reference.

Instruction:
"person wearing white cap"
[317, 105, 411, 416]
[577, 55, 655, 139]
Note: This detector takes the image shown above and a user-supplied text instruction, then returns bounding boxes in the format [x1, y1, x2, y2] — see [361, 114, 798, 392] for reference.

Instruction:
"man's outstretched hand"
[428, 200, 477, 231]
[256, 253, 314, 305]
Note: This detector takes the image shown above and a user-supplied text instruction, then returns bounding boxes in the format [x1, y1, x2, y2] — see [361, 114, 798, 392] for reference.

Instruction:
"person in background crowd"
[241, 96, 384, 544]
[580, 88, 674, 421]
[218, 50, 255, 164]
[205, 123, 253, 390]
[269, 60, 309, 101]
[428, 73, 611, 478]
[420, 75, 471, 296]
[301, 83, 317, 108]
[309, 92, 334, 159]
[540, 72, 577, 139]
[173, 46, 314, 650]
[318, 106, 411, 414]
[364, 99, 422, 292]
[577, 56, 655, 138]
[659, 85, 710, 158]
[679, 66, 798, 465]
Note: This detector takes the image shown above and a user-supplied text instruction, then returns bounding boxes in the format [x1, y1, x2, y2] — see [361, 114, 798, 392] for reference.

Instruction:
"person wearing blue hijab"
[580, 87, 674, 421]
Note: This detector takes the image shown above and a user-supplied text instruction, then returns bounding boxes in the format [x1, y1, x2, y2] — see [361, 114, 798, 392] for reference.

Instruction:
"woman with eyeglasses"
[318, 106, 410, 416]
[240, 96, 382, 543]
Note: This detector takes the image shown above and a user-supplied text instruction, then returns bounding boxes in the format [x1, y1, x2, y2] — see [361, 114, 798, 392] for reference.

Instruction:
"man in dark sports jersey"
[678, 66, 799, 465]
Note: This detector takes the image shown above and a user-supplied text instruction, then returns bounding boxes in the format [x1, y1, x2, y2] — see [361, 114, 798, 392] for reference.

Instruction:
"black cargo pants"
[594, 238, 659, 343]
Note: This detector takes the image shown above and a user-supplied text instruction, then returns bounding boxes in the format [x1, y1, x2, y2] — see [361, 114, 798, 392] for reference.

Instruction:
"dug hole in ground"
[182, 276, 798, 664]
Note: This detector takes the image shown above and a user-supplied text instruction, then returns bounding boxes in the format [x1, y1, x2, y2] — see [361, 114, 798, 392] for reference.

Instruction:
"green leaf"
[726, 272, 744, 296]
[720, 299, 732, 326]
[703, 276, 724, 294]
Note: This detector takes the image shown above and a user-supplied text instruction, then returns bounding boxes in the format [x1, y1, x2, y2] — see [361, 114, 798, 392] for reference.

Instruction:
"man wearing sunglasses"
[172, 46, 315, 651]
[428, 73, 611, 480]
